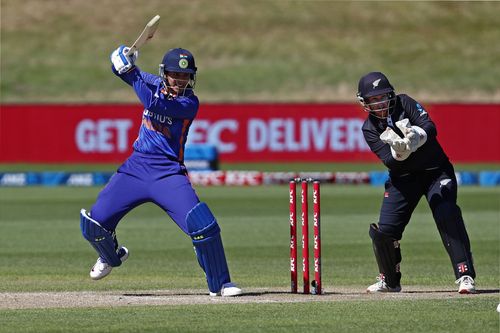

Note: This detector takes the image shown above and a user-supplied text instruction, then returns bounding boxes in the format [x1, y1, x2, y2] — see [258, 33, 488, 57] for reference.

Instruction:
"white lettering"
[248, 119, 267, 152]
[269, 119, 285, 151]
[0, 173, 27, 186]
[285, 118, 301, 151]
[330, 119, 345, 151]
[66, 173, 94, 186]
[209, 120, 238, 153]
[76, 119, 96, 152]
[114, 120, 133, 152]
[188, 119, 238, 153]
[75, 119, 133, 153]
[246, 117, 369, 152]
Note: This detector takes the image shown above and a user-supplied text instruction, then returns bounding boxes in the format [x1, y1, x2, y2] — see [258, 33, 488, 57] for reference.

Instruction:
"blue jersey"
[114, 67, 199, 163]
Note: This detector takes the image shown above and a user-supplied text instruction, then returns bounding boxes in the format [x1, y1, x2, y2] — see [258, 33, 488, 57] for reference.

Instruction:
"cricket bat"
[124, 15, 161, 56]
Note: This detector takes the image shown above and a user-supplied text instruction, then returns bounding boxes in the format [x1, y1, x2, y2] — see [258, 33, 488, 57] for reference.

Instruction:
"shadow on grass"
[122, 288, 499, 298]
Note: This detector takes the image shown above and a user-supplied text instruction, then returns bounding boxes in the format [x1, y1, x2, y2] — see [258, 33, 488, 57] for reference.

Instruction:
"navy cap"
[161, 48, 197, 74]
[357, 72, 394, 98]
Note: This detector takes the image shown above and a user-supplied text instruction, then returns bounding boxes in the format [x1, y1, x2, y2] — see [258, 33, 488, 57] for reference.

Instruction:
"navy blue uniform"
[362, 94, 475, 280]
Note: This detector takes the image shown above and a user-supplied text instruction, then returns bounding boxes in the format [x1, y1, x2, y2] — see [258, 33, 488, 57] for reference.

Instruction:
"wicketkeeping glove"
[395, 118, 427, 152]
[379, 127, 411, 161]
[110, 45, 138, 74]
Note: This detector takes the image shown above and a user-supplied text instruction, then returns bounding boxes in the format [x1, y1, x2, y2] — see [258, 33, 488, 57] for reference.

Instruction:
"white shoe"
[209, 282, 242, 297]
[367, 274, 401, 293]
[456, 275, 476, 294]
[90, 246, 129, 280]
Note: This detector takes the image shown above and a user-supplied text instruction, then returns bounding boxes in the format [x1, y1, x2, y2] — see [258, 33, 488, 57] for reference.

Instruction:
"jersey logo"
[416, 103, 428, 116]
[372, 79, 381, 88]
[440, 179, 452, 188]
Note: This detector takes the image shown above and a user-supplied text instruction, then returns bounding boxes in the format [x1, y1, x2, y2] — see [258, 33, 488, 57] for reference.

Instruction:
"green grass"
[0, 185, 498, 332]
[1, 299, 498, 333]
[2, 1, 500, 103]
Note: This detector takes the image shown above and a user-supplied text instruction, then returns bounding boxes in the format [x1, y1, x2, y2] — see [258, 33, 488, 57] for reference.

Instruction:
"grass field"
[0, 184, 498, 332]
[2, 1, 500, 103]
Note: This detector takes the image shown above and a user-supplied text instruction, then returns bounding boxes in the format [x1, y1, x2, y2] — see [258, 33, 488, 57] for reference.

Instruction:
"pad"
[80, 209, 122, 267]
[433, 202, 475, 279]
[186, 202, 230, 293]
[369, 223, 402, 288]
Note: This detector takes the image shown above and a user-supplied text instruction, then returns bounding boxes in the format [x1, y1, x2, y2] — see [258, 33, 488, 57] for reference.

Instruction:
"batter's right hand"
[110, 45, 138, 74]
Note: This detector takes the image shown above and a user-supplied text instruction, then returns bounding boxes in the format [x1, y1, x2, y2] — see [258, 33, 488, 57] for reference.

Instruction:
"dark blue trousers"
[90, 151, 200, 234]
[378, 161, 475, 279]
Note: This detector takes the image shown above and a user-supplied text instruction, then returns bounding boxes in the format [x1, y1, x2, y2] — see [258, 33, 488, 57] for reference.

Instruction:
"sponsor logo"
[440, 179, 452, 188]
[457, 262, 469, 273]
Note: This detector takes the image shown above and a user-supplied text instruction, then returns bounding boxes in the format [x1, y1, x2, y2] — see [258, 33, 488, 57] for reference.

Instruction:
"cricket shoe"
[367, 274, 402, 293]
[455, 275, 476, 294]
[209, 282, 242, 297]
[90, 246, 129, 280]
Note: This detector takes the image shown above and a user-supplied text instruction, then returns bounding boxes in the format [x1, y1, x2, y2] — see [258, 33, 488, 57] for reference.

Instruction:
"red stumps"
[289, 180, 298, 293]
[289, 178, 322, 295]
[312, 180, 322, 295]
[301, 180, 310, 294]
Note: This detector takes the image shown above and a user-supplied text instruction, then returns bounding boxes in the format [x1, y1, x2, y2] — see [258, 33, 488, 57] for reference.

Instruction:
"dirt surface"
[1, 287, 498, 309]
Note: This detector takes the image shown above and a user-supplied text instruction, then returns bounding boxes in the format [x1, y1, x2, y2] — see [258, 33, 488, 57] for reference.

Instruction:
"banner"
[1, 103, 499, 163]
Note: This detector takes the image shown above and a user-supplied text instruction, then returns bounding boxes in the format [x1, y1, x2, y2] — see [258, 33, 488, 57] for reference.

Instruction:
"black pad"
[369, 223, 401, 288]
[433, 203, 475, 279]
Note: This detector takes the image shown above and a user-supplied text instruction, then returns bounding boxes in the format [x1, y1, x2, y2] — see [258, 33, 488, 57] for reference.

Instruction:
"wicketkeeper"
[357, 72, 476, 294]
[79, 45, 242, 297]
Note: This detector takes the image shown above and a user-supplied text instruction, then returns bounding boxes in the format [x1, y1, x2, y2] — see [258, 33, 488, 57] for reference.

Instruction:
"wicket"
[289, 178, 322, 295]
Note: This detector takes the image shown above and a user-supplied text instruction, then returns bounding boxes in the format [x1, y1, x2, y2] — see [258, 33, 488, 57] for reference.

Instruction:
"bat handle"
[124, 46, 136, 57]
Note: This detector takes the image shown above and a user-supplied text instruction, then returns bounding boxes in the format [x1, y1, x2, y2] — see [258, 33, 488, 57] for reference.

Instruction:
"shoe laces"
[455, 275, 474, 285]
[94, 258, 108, 270]
[376, 274, 387, 287]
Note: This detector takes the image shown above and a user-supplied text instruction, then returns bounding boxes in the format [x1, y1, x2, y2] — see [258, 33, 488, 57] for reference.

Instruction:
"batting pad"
[369, 223, 401, 288]
[186, 202, 231, 293]
[80, 209, 122, 267]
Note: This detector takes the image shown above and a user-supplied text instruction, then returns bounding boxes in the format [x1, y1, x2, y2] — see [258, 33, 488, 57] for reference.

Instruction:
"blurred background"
[2, 0, 500, 103]
[1, 0, 499, 179]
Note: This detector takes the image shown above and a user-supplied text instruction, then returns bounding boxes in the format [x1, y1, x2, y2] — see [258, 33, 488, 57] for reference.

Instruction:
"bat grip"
[124, 46, 135, 57]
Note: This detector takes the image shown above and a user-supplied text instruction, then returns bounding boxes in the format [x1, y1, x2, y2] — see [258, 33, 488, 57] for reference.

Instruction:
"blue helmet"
[159, 48, 197, 95]
[159, 48, 197, 75]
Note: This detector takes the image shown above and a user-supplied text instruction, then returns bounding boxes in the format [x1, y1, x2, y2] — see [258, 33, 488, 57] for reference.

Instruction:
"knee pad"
[186, 202, 230, 293]
[369, 223, 402, 288]
[80, 209, 122, 267]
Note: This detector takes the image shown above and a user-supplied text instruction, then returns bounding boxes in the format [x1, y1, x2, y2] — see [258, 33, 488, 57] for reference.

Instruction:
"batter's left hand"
[110, 45, 138, 74]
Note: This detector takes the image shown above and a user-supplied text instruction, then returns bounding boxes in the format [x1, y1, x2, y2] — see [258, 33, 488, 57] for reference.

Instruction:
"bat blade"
[125, 15, 160, 56]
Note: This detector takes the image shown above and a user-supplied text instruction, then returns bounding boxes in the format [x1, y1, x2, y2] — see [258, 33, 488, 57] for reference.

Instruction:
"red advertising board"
[1, 103, 498, 163]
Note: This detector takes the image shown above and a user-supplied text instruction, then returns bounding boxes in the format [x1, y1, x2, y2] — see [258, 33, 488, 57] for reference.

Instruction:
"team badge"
[179, 59, 189, 69]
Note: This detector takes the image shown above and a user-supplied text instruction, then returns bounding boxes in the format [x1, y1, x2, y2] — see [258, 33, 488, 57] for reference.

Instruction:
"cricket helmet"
[159, 48, 197, 94]
[159, 48, 197, 75]
[356, 72, 396, 119]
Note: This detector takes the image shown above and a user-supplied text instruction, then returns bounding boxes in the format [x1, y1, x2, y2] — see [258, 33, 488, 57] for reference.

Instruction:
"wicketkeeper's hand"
[395, 119, 427, 152]
[379, 127, 411, 161]
[110, 45, 138, 74]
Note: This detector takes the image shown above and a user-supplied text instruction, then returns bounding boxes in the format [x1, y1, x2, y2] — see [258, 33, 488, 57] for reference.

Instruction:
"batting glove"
[110, 45, 138, 74]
